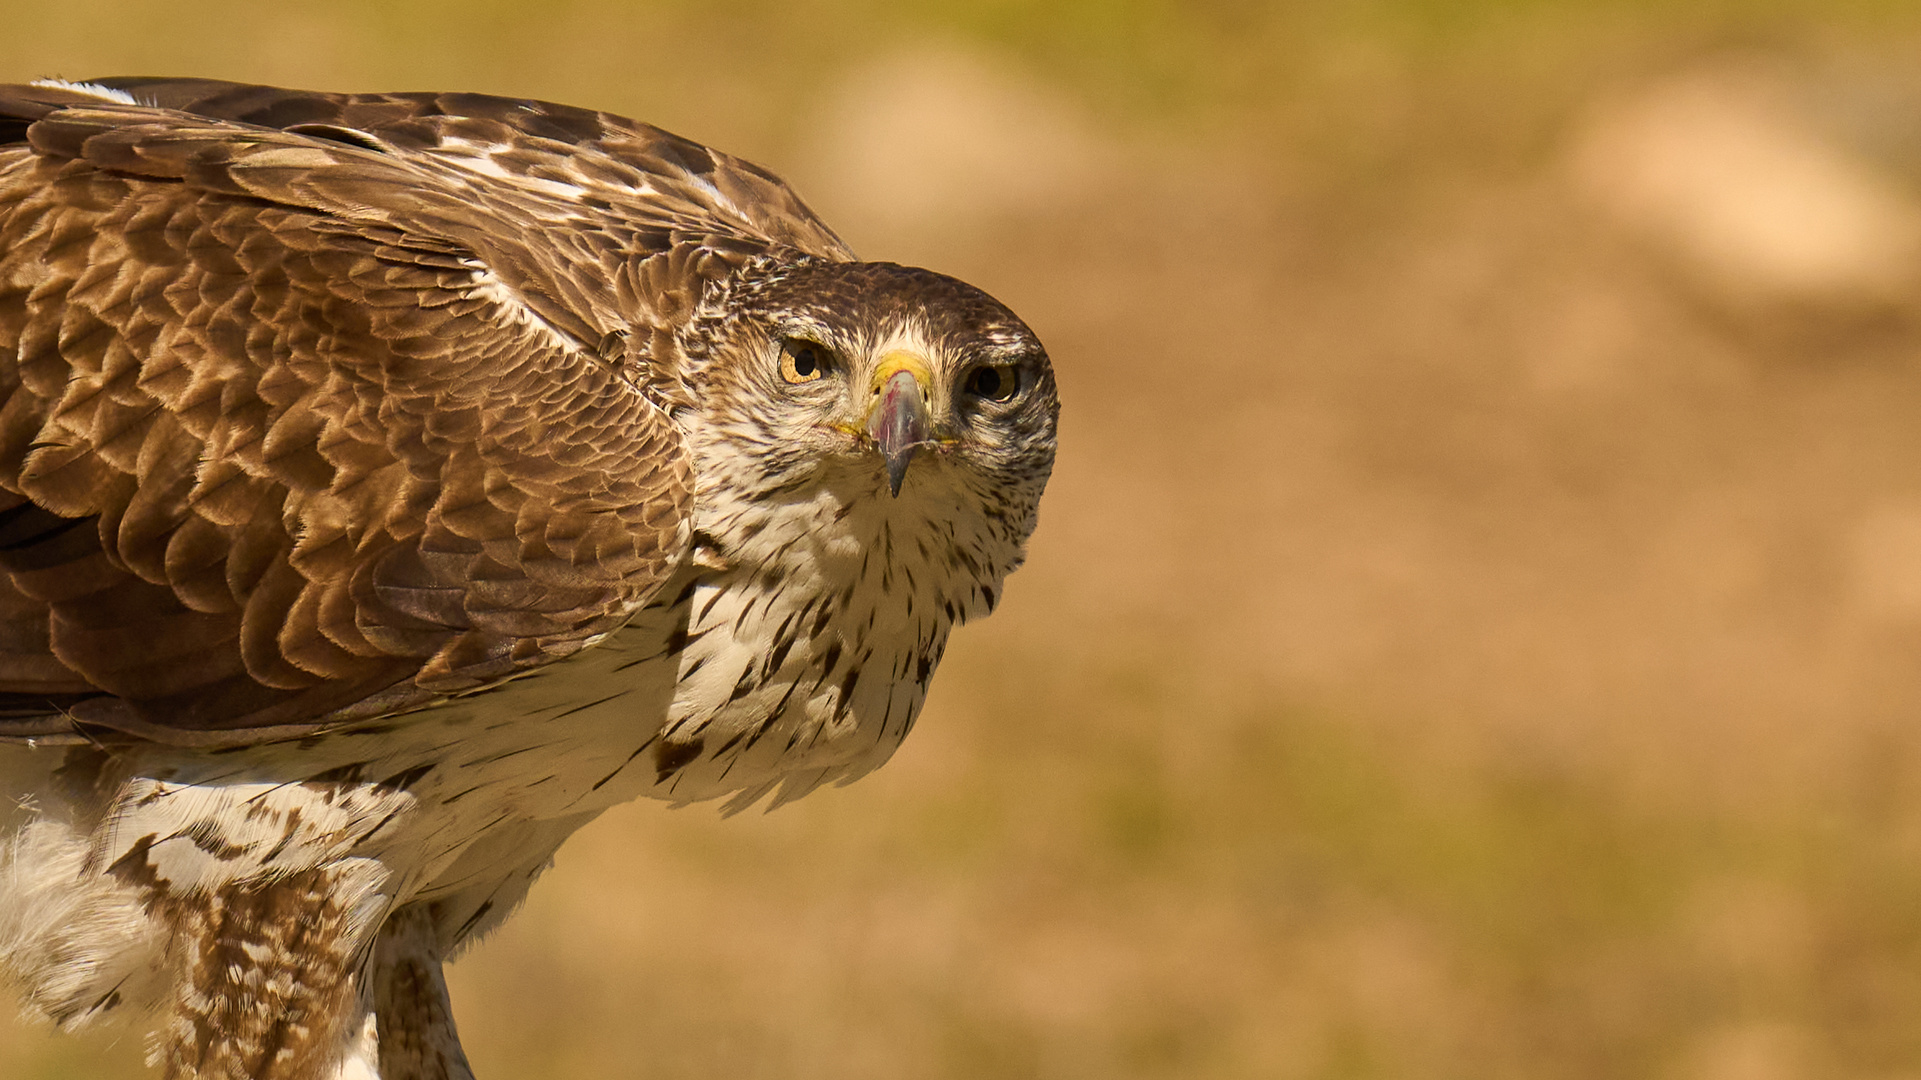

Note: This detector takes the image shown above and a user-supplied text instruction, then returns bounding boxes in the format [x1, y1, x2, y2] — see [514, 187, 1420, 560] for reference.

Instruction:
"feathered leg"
[150, 861, 391, 1080]
[371, 903, 475, 1080]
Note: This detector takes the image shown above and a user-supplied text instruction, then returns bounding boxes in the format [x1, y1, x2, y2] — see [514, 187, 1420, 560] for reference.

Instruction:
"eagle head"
[680, 258, 1059, 597]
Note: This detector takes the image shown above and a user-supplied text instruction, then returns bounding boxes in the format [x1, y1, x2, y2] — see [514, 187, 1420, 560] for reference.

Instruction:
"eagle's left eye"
[964, 364, 1021, 403]
[779, 340, 830, 384]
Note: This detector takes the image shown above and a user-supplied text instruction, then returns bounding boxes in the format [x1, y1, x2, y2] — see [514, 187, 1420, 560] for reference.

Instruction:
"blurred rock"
[1569, 62, 1921, 314]
[798, 44, 1115, 243]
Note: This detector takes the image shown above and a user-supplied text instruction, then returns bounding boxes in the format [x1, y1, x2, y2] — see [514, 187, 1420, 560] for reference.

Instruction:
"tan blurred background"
[13, 1, 1921, 1077]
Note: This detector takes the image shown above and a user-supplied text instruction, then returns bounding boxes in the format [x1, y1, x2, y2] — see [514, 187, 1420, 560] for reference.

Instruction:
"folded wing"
[0, 78, 843, 745]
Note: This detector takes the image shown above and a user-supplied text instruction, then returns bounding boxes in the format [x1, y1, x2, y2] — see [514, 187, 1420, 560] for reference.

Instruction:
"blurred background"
[10, 1, 1921, 1077]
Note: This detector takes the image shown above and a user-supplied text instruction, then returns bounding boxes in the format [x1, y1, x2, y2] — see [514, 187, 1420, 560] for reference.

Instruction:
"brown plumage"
[0, 77, 856, 745]
[0, 77, 1056, 1079]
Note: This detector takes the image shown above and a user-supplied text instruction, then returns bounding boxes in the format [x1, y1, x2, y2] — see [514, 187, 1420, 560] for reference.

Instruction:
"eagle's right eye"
[779, 340, 830, 384]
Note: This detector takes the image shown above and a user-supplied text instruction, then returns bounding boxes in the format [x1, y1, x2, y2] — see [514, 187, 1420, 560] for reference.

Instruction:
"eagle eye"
[965, 363, 1021, 403]
[779, 339, 831, 384]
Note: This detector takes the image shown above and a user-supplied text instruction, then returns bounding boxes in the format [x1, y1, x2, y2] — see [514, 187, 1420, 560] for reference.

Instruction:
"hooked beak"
[865, 352, 934, 497]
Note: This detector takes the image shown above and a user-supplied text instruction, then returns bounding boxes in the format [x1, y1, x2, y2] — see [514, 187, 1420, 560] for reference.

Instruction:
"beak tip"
[884, 448, 914, 497]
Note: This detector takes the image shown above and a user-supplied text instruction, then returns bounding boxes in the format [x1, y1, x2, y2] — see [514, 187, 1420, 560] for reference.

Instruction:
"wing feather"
[0, 78, 806, 745]
[84, 77, 853, 259]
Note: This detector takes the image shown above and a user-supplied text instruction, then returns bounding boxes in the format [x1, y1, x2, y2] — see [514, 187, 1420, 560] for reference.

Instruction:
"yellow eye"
[965, 364, 1020, 402]
[779, 340, 830, 384]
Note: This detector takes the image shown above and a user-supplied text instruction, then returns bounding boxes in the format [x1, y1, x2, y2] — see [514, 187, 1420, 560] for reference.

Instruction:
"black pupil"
[792, 346, 817, 376]
[973, 367, 1003, 397]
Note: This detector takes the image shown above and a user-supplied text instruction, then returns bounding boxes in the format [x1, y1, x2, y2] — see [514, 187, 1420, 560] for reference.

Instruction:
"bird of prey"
[0, 77, 1057, 1079]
